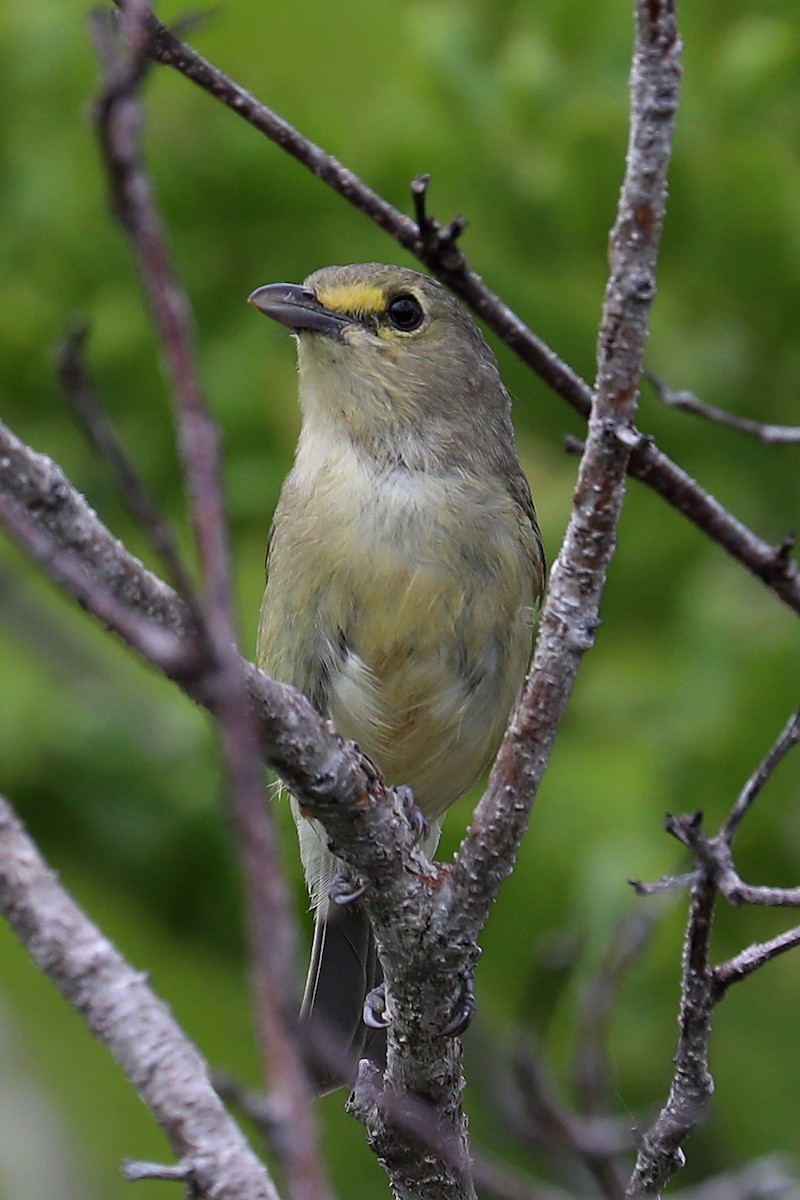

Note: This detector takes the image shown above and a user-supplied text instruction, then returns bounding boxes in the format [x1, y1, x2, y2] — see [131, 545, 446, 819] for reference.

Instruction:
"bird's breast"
[260, 436, 536, 816]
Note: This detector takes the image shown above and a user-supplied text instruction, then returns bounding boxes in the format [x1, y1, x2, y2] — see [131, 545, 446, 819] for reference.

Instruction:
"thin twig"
[713, 925, 800, 1000]
[716, 880, 800, 908]
[630, 872, 696, 896]
[122, 1159, 194, 1182]
[647, 371, 800, 446]
[54, 319, 198, 605]
[721, 707, 800, 845]
[137, 5, 800, 616]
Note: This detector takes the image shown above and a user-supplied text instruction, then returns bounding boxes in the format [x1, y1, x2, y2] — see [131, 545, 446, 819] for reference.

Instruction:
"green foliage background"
[0, 0, 798, 1196]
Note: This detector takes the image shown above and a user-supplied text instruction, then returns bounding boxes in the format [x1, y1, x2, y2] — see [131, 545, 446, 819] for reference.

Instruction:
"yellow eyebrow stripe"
[315, 283, 386, 316]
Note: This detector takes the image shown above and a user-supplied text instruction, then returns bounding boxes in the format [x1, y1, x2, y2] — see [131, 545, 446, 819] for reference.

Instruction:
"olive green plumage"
[250, 264, 544, 1089]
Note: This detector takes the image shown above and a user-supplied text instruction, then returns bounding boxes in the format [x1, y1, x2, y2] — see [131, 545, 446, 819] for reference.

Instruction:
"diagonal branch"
[721, 706, 800, 845]
[0, 419, 394, 842]
[713, 925, 800, 999]
[136, 5, 800, 617]
[342, 5, 682, 1194]
[647, 371, 800, 446]
[0, 794, 280, 1200]
[90, 9, 330, 1199]
[445, 0, 681, 943]
[0, 412, 462, 1197]
[55, 320, 197, 605]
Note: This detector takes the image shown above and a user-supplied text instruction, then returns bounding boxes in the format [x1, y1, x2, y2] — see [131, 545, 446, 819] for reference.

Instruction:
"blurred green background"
[1, 0, 799, 1196]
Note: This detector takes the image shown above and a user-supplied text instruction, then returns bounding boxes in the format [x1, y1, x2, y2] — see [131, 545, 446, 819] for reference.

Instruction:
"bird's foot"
[363, 979, 475, 1036]
[363, 984, 391, 1030]
[395, 784, 428, 844]
[328, 863, 367, 907]
[442, 977, 475, 1037]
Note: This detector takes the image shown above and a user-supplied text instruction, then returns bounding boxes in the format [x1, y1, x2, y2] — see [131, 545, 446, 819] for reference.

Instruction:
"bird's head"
[249, 263, 515, 471]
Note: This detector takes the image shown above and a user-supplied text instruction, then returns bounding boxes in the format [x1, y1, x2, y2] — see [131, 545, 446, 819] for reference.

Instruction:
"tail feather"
[300, 903, 385, 1093]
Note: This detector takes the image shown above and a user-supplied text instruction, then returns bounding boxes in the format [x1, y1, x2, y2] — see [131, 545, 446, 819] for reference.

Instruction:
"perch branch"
[446, 0, 681, 943]
[91, 11, 329, 1199]
[136, 5, 800, 616]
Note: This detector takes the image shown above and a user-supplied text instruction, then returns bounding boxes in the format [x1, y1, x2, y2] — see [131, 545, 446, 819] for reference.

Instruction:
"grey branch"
[138, 3, 800, 617]
[626, 868, 717, 1199]
[0, 794, 280, 1200]
[721, 707, 800, 845]
[91, 12, 331, 1199]
[444, 0, 680, 972]
[627, 704, 800, 1196]
[713, 925, 800, 999]
[647, 371, 800, 445]
[2, 0, 685, 1192]
[340, 3, 682, 1196]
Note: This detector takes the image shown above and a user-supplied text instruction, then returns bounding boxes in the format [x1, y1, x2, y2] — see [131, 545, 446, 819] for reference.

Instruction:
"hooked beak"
[248, 283, 352, 337]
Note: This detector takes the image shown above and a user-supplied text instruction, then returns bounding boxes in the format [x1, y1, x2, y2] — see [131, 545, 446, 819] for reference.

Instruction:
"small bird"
[249, 263, 544, 1090]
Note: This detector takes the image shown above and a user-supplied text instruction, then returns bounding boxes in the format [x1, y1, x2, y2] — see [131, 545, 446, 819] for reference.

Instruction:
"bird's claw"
[396, 785, 428, 844]
[442, 978, 475, 1037]
[328, 864, 367, 907]
[363, 984, 391, 1030]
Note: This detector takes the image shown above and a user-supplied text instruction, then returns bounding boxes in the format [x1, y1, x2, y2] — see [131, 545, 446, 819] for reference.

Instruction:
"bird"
[249, 263, 545, 1090]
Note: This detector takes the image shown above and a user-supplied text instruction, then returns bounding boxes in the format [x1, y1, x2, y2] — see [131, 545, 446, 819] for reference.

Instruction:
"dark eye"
[386, 293, 424, 332]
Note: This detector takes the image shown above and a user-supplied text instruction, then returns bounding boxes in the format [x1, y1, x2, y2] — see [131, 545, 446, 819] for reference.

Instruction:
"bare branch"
[0, 794, 280, 1200]
[630, 871, 696, 896]
[721, 707, 800, 845]
[713, 926, 800, 1000]
[445, 0, 681, 945]
[55, 319, 198, 605]
[0, 420, 401, 854]
[628, 702, 800, 1193]
[90, 10, 329, 1197]
[137, 5, 800, 617]
[647, 371, 800, 445]
[122, 1160, 194, 1183]
[0, 415, 468, 1194]
[627, 868, 716, 1198]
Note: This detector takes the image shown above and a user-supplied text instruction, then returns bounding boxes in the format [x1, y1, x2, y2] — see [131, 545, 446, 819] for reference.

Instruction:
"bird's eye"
[386, 293, 424, 332]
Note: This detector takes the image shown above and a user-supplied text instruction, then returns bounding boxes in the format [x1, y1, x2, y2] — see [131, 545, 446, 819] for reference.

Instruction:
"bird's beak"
[248, 283, 351, 337]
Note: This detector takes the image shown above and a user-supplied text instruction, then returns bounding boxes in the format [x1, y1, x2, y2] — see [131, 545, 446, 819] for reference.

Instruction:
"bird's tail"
[300, 902, 385, 1093]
